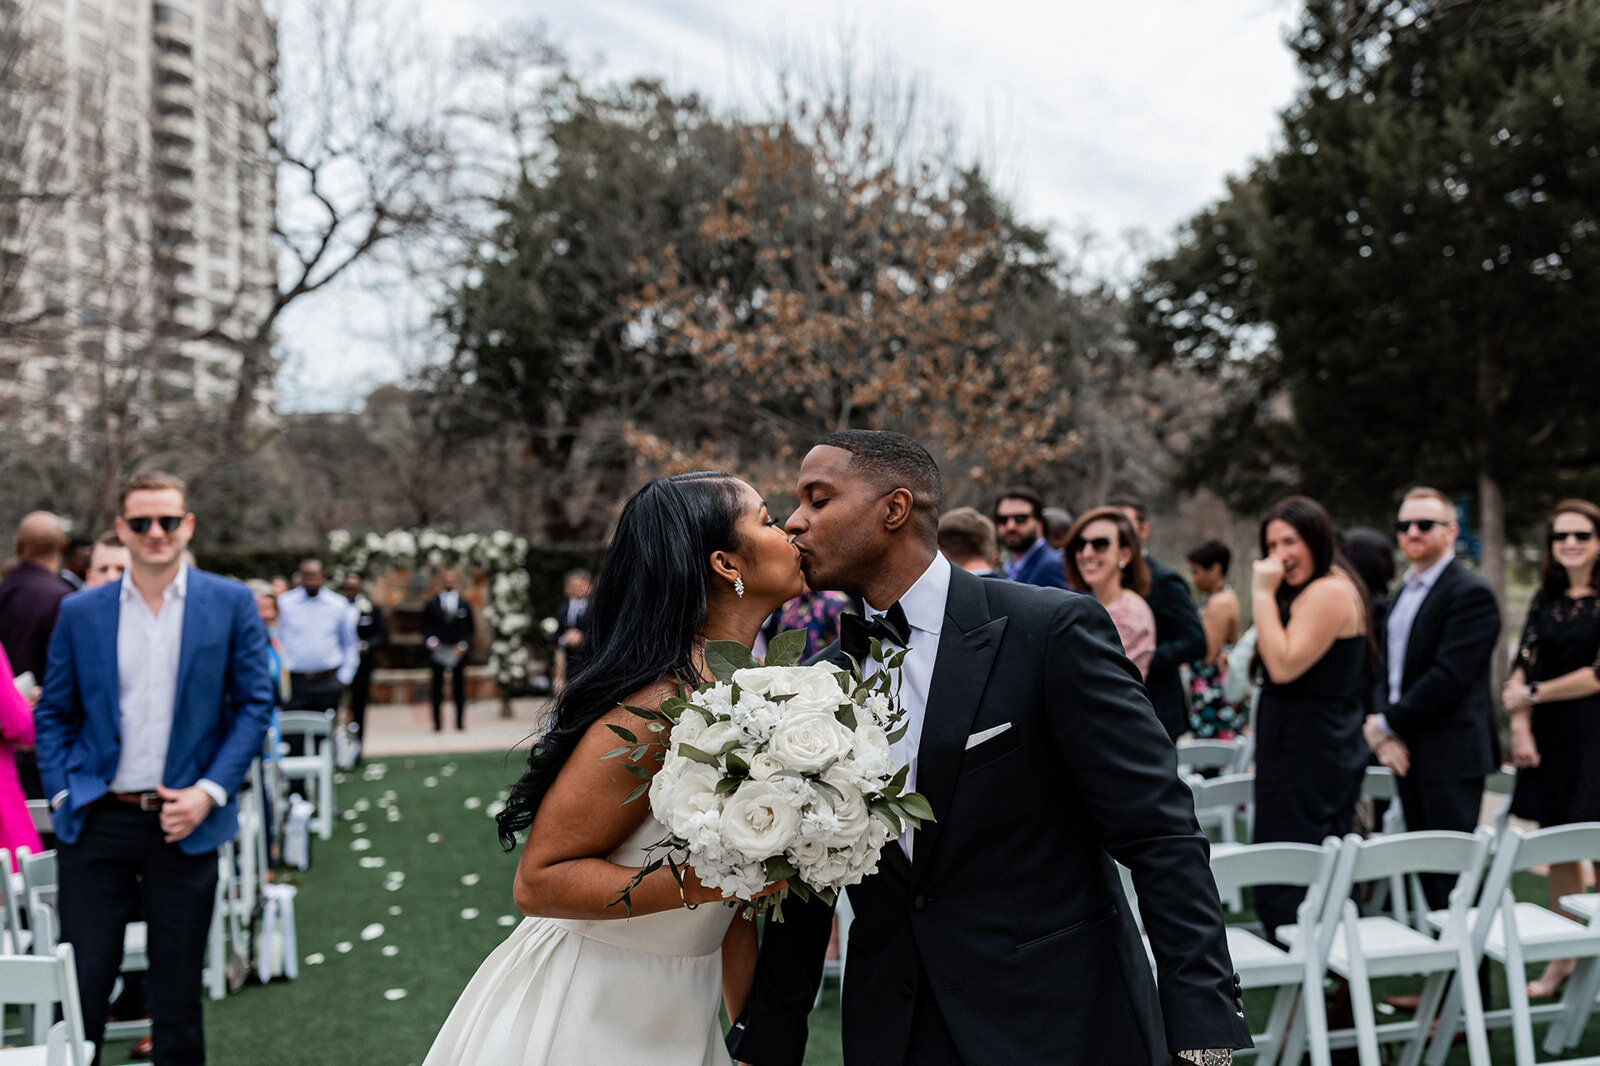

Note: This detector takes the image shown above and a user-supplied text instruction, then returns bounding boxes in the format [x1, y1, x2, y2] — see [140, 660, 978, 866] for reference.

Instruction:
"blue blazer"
[1009, 541, 1068, 590]
[34, 569, 276, 855]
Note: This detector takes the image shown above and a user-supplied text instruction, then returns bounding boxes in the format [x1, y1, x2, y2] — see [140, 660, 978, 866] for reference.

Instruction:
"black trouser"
[59, 804, 219, 1066]
[349, 657, 376, 739]
[1395, 773, 1485, 911]
[286, 673, 342, 757]
[902, 966, 962, 1066]
[430, 660, 467, 730]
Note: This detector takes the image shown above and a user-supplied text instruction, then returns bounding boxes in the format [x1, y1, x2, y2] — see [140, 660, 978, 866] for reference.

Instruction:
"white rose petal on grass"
[440, 763, 457, 777]
[423, 777, 438, 788]
[386, 808, 402, 822]
[388, 906, 403, 916]
[358, 857, 387, 869]
[336, 941, 353, 954]
[460, 873, 480, 887]
[353, 799, 371, 813]
[383, 988, 407, 1001]
[460, 908, 479, 920]
[350, 838, 373, 852]
[361, 923, 385, 941]
[463, 797, 482, 810]
[304, 953, 325, 965]
[351, 822, 367, 834]
[381, 945, 399, 957]
[485, 801, 505, 819]
[497, 915, 517, 927]
[426, 834, 441, 844]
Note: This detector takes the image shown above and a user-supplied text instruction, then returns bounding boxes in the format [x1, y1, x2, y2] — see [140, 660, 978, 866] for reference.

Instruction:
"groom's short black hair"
[814, 430, 943, 539]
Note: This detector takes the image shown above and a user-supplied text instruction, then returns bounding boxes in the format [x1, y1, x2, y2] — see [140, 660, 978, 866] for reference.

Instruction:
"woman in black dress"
[1250, 496, 1375, 938]
[1505, 498, 1600, 999]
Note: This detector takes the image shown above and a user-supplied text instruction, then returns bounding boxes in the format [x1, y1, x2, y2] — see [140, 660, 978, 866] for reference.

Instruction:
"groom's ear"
[882, 488, 914, 532]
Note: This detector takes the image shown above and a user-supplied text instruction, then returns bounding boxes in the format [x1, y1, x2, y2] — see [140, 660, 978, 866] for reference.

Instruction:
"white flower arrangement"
[326, 526, 537, 689]
[611, 631, 932, 920]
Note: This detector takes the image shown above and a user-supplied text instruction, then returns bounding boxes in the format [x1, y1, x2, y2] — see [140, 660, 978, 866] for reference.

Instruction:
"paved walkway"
[360, 696, 554, 757]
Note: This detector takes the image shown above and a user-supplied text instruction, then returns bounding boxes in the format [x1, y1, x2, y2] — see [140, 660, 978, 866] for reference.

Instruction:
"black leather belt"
[290, 669, 338, 681]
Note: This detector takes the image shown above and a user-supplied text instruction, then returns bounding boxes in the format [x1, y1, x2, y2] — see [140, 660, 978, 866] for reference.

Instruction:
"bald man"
[0, 511, 72, 799]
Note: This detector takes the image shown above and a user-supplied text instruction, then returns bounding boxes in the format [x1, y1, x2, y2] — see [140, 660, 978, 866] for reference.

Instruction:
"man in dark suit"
[994, 486, 1068, 589]
[552, 569, 593, 684]
[1114, 498, 1208, 741]
[34, 471, 274, 1065]
[1365, 486, 1501, 908]
[342, 571, 388, 762]
[731, 431, 1248, 1066]
[0, 510, 73, 798]
[421, 569, 475, 731]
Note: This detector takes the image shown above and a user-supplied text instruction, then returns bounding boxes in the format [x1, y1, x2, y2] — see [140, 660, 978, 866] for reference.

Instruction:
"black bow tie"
[840, 602, 912, 662]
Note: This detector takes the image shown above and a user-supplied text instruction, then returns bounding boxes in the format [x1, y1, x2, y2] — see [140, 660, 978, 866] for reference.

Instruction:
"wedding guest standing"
[1185, 541, 1244, 739]
[552, 569, 594, 684]
[1063, 507, 1155, 678]
[1250, 496, 1372, 938]
[84, 530, 131, 589]
[342, 571, 388, 761]
[0, 644, 42, 867]
[1504, 498, 1600, 1000]
[993, 487, 1067, 589]
[0, 511, 72, 798]
[1113, 498, 1208, 740]
[422, 569, 475, 731]
[936, 507, 1003, 579]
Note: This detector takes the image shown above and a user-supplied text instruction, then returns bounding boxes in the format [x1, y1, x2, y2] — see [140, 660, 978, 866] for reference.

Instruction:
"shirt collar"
[1402, 552, 1453, 592]
[119, 562, 188, 603]
[866, 552, 949, 638]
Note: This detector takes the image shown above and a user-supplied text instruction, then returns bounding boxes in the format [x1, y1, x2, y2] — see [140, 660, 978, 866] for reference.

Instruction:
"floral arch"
[327, 527, 535, 692]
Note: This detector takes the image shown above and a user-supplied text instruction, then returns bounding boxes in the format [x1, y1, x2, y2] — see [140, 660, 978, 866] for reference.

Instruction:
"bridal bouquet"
[609, 631, 931, 919]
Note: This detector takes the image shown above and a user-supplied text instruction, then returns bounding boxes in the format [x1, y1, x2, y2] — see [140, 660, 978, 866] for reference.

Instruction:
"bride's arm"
[720, 912, 758, 1021]
[513, 701, 723, 919]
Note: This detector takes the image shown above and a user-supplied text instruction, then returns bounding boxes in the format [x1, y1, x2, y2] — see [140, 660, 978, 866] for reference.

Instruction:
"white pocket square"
[964, 723, 1013, 750]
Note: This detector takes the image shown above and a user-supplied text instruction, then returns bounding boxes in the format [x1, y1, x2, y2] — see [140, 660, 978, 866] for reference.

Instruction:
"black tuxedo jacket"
[1373, 559, 1501, 782]
[420, 594, 475, 649]
[1145, 556, 1207, 740]
[728, 568, 1249, 1066]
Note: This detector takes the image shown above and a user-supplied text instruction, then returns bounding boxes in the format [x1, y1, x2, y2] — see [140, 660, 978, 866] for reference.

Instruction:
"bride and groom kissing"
[424, 430, 1250, 1066]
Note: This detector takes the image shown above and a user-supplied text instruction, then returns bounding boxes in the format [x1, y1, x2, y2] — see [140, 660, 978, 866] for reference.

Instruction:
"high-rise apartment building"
[0, 0, 275, 434]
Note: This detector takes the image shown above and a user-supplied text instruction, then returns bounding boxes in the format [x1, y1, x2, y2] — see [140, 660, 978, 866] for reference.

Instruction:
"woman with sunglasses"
[1062, 507, 1155, 677]
[1504, 498, 1600, 999]
[1250, 496, 1375, 938]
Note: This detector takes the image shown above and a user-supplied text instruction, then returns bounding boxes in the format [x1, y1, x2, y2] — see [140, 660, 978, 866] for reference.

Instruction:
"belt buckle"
[138, 792, 161, 812]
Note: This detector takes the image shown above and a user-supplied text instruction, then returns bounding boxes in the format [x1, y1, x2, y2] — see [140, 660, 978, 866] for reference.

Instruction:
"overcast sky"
[274, 0, 1302, 411]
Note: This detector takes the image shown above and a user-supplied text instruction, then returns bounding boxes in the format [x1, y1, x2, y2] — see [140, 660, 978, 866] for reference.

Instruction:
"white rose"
[747, 752, 786, 781]
[669, 711, 710, 751]
[822, 778, 872, 846]
[787, 836, 828, 869]
[696, 720, 741, 757]
[648, 759, 722, 834]
[767, 711, 856, 774]
[719, 780, 803, 859]
[731, 666, 795, 697]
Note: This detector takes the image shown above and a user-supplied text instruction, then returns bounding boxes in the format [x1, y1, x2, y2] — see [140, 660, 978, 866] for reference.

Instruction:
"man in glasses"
[992, 486, 1067, 589]
[33, 471, 274, 1065]
[1365, 486, 1501, 910]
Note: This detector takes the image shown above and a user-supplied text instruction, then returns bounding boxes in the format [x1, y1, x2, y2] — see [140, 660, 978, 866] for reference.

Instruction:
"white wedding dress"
[423, 813, 734, 1066]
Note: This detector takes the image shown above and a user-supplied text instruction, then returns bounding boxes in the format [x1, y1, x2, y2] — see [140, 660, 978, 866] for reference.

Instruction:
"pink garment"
[1105, 590, 1156, 679]
[0, 644, 43, 868]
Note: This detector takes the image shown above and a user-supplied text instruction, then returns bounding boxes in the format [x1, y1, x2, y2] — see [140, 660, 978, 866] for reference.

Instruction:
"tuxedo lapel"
[910, 569, 1006, 884]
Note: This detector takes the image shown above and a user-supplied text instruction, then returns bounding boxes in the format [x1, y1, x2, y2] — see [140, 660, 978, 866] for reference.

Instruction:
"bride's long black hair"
[495, 471, 747, 849]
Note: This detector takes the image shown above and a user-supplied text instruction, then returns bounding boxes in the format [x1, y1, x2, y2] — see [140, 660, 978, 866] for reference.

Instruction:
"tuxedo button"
[912, 894, 928, 912]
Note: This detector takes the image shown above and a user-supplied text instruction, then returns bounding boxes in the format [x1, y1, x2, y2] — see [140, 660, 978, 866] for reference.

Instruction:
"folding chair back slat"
[1209, 840, 1329, 898]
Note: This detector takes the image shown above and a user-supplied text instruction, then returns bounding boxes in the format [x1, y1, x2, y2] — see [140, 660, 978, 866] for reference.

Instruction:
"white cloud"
[275, 0, 1299, 410]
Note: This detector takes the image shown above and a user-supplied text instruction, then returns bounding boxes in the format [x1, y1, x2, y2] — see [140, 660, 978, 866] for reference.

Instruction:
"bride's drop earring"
[734, 576, 745, 598]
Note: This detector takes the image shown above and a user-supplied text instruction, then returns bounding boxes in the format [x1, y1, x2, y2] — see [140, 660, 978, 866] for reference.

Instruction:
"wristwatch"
[1529, 681, 1540, 704]
[1175, 1052, 1231, 1066]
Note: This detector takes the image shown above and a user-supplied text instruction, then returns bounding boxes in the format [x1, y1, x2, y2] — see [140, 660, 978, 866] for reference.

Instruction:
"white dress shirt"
[1385, 552, 1454, 704]
[864, 551, 951, 860]
[276, 586, 360, 684]
[107, 565, 225, 806]
[439, 590, 458, 619]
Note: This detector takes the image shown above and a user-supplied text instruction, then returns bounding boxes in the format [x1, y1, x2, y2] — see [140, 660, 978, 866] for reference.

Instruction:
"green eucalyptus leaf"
[898, 792, 935, 822]
[705, 640, 759, 681]
[623, 763, 652, 781]
[600, 745, 632, 760]
[714, 777, 740, 796]
[676, 743, 720, 766]
[725, 752, 751, 774]
[766, 629, 808, 667]
[764, 856, 798, 880]
[622, 781, 649, 805]
[835, 705, 858, 730]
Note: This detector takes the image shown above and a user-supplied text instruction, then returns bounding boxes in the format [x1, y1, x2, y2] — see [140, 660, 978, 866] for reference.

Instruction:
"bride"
[424, 472, 801, 1066]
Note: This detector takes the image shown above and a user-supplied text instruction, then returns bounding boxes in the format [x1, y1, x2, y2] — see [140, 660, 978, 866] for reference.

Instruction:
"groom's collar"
[865, 552, 948, 639]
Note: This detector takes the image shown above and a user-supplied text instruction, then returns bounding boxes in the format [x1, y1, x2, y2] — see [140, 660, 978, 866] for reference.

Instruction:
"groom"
[728, 431, 1249, 1066]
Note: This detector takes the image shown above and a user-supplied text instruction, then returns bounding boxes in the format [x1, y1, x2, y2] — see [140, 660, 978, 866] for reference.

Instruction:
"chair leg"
[1341, 909, 1383, 1066]
[1301, 975, 1333, 1066]
[1424, 976, 1464, 1066]
[1453, 940, 1491, 1066]
[1502, 945, 1537, 1066]
[1397, 971, 1447, 1066]
[1557, 954, 1600, 1050]
[1257, 984, 1300, 1066]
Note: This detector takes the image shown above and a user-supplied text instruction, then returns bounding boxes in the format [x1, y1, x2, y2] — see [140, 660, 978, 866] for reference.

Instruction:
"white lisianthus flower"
[720, 780, 803, 858]
[695, 720, 741, 757]
[787, 836, 828, 869]
[861, 692, 893, 726]
[821, 778, 873, 846]
[700, 860, 768, 901]
[847, 724, 895, 786]
[767, 711, 856, 773]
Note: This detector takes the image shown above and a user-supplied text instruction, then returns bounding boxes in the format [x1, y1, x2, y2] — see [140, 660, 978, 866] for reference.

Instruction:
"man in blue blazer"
[35, 471, 274, 1066]
[994, 486, 1068, 589]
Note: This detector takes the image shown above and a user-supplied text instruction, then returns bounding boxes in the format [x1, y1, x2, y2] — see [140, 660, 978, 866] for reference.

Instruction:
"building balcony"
[155, 49, 195, 83]
[154, 140, 194, 169]
[155, 79, 196, 112]
[154, 110, 197, 142]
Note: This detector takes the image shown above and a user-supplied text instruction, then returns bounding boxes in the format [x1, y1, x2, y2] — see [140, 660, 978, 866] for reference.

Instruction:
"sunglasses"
[1069, 536, 1115, 554]
[996, 514, 1033, 527]
[1394, 519, 1448, 534]
[124, 515, 185, 535]
[1549, 530, 1596, 544]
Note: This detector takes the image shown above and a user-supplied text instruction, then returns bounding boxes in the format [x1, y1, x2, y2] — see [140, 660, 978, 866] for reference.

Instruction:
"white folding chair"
[1282, 829, 1494, 1066]
[25, 800, 51, 837]
[1210, 839, 1339, 1066]
[0, 847, 32, 954]
[1360, 767, 1418, 926]
[1191, 773, 1255, 909]
[1425, 822, 1600, 1066]
[277, 711, 336, 840]
[0, 944, 95, 1066]
[1178, 737, 1250, 777]
[1484, 768, 1517, 834]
